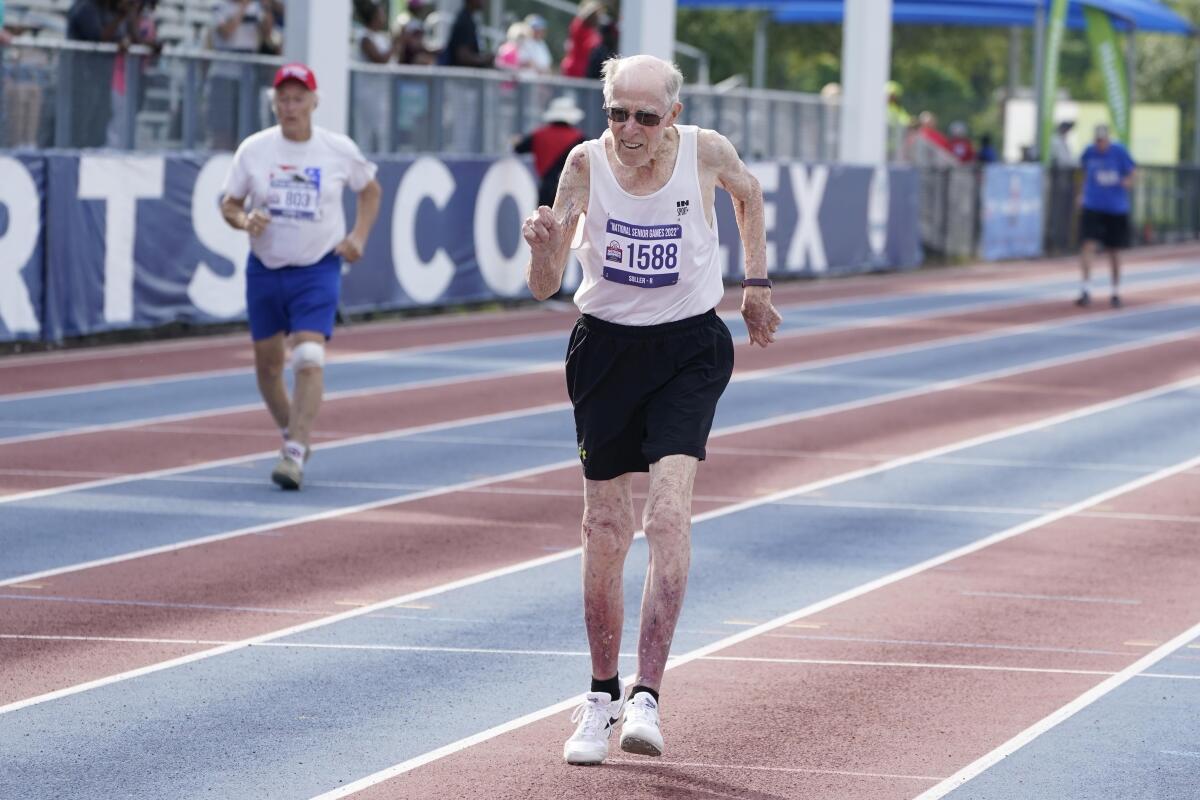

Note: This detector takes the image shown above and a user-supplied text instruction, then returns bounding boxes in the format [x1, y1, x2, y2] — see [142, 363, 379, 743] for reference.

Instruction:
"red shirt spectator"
[560, 1, 604, 78]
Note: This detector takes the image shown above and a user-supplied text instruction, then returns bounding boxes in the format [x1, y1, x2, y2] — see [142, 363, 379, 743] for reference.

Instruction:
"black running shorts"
[1080, 208, 1130, 249]
[565, 309, 735, 481]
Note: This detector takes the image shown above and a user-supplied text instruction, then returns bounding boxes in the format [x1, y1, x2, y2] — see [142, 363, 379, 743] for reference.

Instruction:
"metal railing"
[0, 38, 836, 159]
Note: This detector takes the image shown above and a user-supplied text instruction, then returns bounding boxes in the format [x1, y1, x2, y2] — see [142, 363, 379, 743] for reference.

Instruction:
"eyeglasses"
[604, 106, 664, 127]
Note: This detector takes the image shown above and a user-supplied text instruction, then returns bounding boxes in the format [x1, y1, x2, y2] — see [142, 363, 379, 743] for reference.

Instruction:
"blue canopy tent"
[677, 0, 1196, 160]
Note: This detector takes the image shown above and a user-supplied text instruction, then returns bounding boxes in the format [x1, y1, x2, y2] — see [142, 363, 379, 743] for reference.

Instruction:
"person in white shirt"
[207, 0, 276, 150]
[220, 63, 382, 490]
[519, 14, 553, 74]
[522, 54, 780, 766]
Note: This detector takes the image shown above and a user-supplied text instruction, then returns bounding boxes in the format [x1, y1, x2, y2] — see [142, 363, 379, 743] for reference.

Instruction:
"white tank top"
[573, 125, 723, 326]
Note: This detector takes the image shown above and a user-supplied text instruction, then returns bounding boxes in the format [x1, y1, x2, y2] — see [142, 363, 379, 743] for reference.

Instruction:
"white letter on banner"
[78, 156, 165, 323]
[188, 154, 249, 317]
[474, 157, 537, 297]
[392, 157, 455, 304]
[0, 157, 41, 335]
[786, 164, 828, 273]
[748, 162, 780, 275]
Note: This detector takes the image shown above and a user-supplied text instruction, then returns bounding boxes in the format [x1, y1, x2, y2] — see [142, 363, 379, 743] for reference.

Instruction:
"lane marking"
[913, 619, 1200, 799]
[305, 449, 1200, 798]
[760, 633, 1141, 657]
[0, 361, 561, 446]
[4, 287, 1198, 447]
[702, 655, 1126, 677]
[605, 759, 946, 782]
[960, 591, 1142, 606]
[3, 318, 1196, 590]
[4, 362, 1200, 737]
[1160, 751, 1200, 758]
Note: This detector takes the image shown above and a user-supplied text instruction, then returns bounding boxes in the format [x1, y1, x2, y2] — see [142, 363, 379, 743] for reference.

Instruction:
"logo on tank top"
[676, 199, 690, 217]
[605, 240, 624, 264]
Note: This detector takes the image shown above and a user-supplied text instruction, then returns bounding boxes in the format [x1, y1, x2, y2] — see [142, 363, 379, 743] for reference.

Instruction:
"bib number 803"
[626, 242, 678, 271]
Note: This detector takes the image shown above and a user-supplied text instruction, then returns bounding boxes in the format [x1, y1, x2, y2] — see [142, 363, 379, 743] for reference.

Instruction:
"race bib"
[267, 166, 322, 220]
[601, 218, 682, 288]
[1095, 169, 1120, 186]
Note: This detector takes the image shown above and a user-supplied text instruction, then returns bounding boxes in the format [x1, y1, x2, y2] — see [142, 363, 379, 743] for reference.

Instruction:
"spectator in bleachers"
[513, 95, 585, 209]
[585, 18, 617, 81]
[67, 0, 138, 147]
[353, 0, 396, 152]
[105, 0, 160, 148]
[207, 0, 276, 150]
[559, 0, 603, 78]
[946, 120, 975, 163]
[495, 21, 530, 72]
[1, 0, 15, 46]
[396, 17, 432, 65]
[520, 14, 553, 75]
[441, 0, 491, 68]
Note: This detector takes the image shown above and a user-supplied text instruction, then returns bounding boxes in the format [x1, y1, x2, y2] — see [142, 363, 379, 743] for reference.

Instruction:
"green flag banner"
[1084, 6, 1131, 143]
[1039, 0, 1070, 164]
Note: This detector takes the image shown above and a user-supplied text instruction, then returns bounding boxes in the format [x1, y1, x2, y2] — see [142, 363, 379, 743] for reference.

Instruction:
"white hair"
[601, 55, 684, 111]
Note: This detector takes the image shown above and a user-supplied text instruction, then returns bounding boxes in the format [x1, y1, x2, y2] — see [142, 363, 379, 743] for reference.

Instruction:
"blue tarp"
[678, 0, 1194, 34]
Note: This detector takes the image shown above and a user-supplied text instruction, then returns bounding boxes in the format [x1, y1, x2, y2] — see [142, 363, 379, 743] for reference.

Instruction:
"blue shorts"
[245, 251, 342, 341]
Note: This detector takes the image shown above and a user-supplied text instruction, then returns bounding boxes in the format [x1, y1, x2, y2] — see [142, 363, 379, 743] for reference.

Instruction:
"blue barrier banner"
[979, 164, 1045, 262]
[0, 155, 46, 342]
[2, 152, 924, 343]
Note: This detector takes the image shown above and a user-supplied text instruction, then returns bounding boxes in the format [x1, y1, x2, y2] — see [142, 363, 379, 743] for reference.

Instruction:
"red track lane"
[3, 243, 1193, 395]
[3, 333, 1197, 705]
[359, 455, 1200, 800]
[5, 279, 1200, 498]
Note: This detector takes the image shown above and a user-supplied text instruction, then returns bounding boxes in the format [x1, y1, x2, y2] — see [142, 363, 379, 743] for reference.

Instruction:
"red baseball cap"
[273, 62, 317, 91]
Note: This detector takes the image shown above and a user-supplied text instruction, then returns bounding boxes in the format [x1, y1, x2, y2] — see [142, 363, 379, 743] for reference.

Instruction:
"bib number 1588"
[627, 242, 678, 271]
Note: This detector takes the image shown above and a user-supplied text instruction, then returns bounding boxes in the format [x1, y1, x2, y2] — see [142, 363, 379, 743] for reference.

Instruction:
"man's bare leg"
[1078, 240, 1096, 306]
[1109, 248, 1122, 306]
[286, 330, 326, 448]
[581, 473, 636, 682]
[634, 454, 698, 692]
[252, 333, 290, 431]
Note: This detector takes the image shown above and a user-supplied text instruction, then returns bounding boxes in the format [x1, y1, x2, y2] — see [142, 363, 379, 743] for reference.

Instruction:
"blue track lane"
[0, 262, 1195, 441]
[2, 379, 1199, 798]
[944, 635, 1200, 799]
[3, 303, 1199, 582]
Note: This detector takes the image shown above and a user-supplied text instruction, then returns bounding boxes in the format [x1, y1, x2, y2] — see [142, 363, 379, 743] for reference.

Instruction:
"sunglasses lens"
[636, 112, 662, 126]
[607, 107, 629, 122]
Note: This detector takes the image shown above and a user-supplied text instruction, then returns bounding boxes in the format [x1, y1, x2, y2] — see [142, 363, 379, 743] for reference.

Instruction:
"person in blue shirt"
[1076, 124, 1136, 308]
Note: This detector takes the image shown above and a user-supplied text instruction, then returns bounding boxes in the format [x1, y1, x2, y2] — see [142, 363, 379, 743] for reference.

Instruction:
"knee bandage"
[291, 341, 325, 371]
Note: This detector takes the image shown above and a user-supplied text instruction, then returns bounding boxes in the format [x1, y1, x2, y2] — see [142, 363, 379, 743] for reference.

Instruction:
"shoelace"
[569, 697, 610, 739]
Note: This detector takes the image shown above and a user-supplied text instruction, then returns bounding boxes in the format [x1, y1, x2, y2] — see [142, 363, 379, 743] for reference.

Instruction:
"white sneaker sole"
[619, 733, 662, 757]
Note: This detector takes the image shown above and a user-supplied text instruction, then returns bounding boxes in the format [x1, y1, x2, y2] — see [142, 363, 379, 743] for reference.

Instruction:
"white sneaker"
[619, 691, 664, 757]
[563, 692, 623, 765]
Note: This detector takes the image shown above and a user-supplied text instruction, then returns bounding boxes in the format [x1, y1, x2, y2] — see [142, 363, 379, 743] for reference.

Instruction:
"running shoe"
[271, 453, 303, 490]
[564, 692, 624, 765]
[619, 691, 664, 757]
[1075, 291, 1091, 307]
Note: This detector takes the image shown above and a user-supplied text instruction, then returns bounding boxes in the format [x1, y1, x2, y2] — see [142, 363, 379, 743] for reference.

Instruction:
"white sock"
[283, 440, 306, 465]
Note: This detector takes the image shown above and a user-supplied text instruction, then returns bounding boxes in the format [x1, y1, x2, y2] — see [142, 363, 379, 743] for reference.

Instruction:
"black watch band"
[741, 278, 773, 288]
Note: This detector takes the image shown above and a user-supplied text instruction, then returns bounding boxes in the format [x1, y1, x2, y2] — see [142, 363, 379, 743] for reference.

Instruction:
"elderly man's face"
[606, 69, 681, 169]
[273, 81, 316, 129]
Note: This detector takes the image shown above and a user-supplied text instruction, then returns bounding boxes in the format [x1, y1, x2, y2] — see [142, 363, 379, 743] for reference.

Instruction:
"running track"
[2, 247, 1199, 799]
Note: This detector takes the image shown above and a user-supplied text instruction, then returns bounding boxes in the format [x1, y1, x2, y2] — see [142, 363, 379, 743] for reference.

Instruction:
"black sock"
[629, 684, 659, 704]
[590, 673, 621, 702]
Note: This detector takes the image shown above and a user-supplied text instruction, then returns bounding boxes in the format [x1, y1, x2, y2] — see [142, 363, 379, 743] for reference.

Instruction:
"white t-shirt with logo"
[574, 125, 723, 326]
[223, 125, 378, 268]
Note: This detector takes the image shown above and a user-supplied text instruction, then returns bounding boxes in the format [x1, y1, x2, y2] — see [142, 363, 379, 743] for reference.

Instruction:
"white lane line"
[2, 367, 1198, 718]
[0, 593, 326, 616]
[0, 361, 561, 447]
[760, 633, 1140, 657]
[2, 290, 1196, 454]
[306, 449, 1200, 799]
[5, 270, 1198, 437]
[701, 655, 1121, 677]
[605, 758, 946, 782]
[960, 591, 1142, 606]
[1160, 750, 1200, 758]
[5, 325, 1200, 592]
[914, 618, 1200, 799]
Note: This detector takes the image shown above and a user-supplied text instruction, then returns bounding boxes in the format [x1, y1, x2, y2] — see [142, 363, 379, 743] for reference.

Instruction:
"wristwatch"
[741, 278, 773, 288]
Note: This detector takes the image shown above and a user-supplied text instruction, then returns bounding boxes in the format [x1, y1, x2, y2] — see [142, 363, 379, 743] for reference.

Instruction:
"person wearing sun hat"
[219, 62, 382, 490]
[513, 95, 588, 208]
